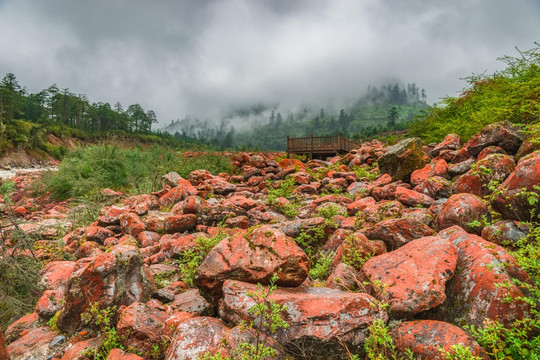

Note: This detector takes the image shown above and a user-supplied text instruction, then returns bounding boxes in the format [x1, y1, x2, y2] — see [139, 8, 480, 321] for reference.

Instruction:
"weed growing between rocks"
[0, 180, 42, 329]
[81, 302, 124, 359]
[42, 145, 233, 200]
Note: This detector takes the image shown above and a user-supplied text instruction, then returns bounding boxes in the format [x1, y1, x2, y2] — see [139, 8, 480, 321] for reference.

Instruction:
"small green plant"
[438, 344, 485, 360]
[177, 231, 228, 286]
[316, 203, 346, 220]
[342, 236, 375, 271]
[309, 251, 334, 281]
[364, 319, 400, 360]
[81, 302, 124, 360]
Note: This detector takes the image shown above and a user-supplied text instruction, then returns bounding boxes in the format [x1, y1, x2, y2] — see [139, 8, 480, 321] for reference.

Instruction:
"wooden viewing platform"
[287, 135, 360, 159]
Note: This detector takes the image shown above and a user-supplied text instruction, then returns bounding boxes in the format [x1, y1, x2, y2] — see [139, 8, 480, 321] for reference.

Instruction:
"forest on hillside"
[162, 82, 429, 150]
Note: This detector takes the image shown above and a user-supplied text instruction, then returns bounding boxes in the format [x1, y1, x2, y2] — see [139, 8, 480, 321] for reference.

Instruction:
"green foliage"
[266, 177, 297, 205]
[43, 145, 233, 200]
[81, 302, 124, 359]
[316, 203, 346, 220]
[176, 232, 228, 287]
[295, 224, 329, 258]
[410, 44, 540, 143]
[364, 319, 400, 360]
[342, 236, 375, 271]
[438, 344, 483, 360]
[0, 181, 43, 330]
[309, 251, 334, 281]
[351, 165, 379, 182]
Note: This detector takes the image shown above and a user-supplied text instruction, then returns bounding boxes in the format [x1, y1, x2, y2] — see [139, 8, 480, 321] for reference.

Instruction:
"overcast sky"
[0, 0, 539, 126]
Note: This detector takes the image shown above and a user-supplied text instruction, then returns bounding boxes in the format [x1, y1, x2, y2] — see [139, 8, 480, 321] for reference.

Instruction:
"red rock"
[321, 228, 351, 254]
[363, 236, 457, 316]
[164, 214, 197, 234]
[35, 289, 63, 320]
[491, 151, 540, 221]
[395, 186, 434, 208]
[159, 232, 205, 259]
[371, 182, 401, 201]
[452, 147, 472, 163]
[292, 171, 310, 184]
[194, 225, 310, 297]
[98, 206, 129, 225]
[75, 240, 103, 259]
[326, 263, 362, 291]
[453, 154, 515, 197]
[161, 172, 183, 187]
[362, 217, 435, 250]
[276, 217, 329, 238]
[222, 195, 258, 210]
[60, 337, 101, 360]
[465, 121, 524, 157]
[169, 289, 215, 316]
[437, 226, 531, 328]
[202, 177, 236, 195]
[101, 188, 123, 198]
[82, 226, 115, 245]
[12, 206, 27, 216]
[392, 321, 488, 360]
[432, 133, 462, 157]
[312, 194, 352, 206]
[106, 349, 144, 360]
[171, 195, 207, 214]
[410, 159, 449, 187]
[356, 200, 403, 227]
[448, 158, 475, 177]
[347, 181, 369, 197]
[278, 158, 303, 170]
[165, 317, 229, 360]
[4, 312, 39, 343]
[438, 193, 490, 234]
[119, 212, 146, 237]
[56, 245, 155, 333]
[137, 231, 161, 248]
[413, 176, 452, 199]
[346, 196, 376, 216]
[159, 181, 198, 207]
[481, 220, 528, 246]
[219, 280, 387, 358]
[224, 215, 249, 229]
[143, 211, 166, 232]
[331, 231, 386, 269]
[188, 169, 214, 184]
[367, 173, 393, 192]
[6, 327, 56, 360]
[292, 183, 319, 195]
[116, 302, 168, 355]
[477, 145, 507, 160]
[39, 261, 77, 291]
[249, 154, 266, 168]
[402, 208, 435, 227]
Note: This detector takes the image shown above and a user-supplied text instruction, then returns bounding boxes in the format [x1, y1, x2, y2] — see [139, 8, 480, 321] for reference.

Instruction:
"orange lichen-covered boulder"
[194, 225, 309, 297]
[165, 317, 229, 360]
[436, 226, 531, 328]
[362, 217, 435, 250]
[491, 151, 540, 222]
[106, 349, 145, 360]
[219, 280, 387, 358]
[116, 302, 169, 355]
[56, 245, 155, 334]
[159, 180, 198, 207]
[6, 327, 56, 360]
[438, 193, 490, 235]
[392, 321, 488, 360]
[362, 236, 457, 317]
[0, 330, 8, 360]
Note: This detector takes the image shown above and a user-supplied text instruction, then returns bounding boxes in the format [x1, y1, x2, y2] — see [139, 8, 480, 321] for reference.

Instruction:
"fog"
[0, 0, 538, 125]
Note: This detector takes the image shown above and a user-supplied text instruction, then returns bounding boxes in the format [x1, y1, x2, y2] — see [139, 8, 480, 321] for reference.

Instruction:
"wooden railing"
[287, 135, 358, 153]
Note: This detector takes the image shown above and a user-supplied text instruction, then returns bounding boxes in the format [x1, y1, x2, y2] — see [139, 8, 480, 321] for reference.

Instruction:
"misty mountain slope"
[162, 82, 429, 150]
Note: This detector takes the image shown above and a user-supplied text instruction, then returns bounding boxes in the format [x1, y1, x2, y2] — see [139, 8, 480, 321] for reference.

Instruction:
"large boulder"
[362, 217, 435, 250]
[219, 280, 387, 358]
[165, 317, 229, 360]
[362, 236, 457, 317]
[116, 302, 169, 355]
[435, 226, 531, 328]
[392, 321, 488, 360]
[453, 154, 515, 197]
[56, 245, 155, 333]
[491, 151, 540, 222]
[438, 193, 490, 235]
[378, 138, 425, 181]
[465, 121, 524, 157]
[6, 327, 56, 360]
[194, 225, 310, 298]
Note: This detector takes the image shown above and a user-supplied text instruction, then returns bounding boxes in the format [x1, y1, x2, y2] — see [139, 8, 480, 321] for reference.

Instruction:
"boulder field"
[1, 121, 539, 359]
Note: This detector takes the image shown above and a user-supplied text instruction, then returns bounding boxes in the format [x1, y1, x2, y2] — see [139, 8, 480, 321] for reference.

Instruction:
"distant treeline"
[162, 82, 429, 150]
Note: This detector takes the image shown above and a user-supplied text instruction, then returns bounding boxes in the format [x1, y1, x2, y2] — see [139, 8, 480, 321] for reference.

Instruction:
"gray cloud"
[0, 0, 538, 125]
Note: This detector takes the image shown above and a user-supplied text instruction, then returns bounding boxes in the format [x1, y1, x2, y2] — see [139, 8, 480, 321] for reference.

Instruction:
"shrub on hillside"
[410, 44, 540, 143]
[43, 145, 233, 199]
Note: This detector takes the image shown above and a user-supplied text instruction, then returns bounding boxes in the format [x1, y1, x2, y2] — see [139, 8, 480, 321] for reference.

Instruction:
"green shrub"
[410, 44, 540, 143]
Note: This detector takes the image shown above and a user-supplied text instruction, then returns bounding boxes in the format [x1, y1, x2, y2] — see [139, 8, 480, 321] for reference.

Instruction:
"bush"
[43, 145, 233, 199]
[410, 44, 540, 143]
